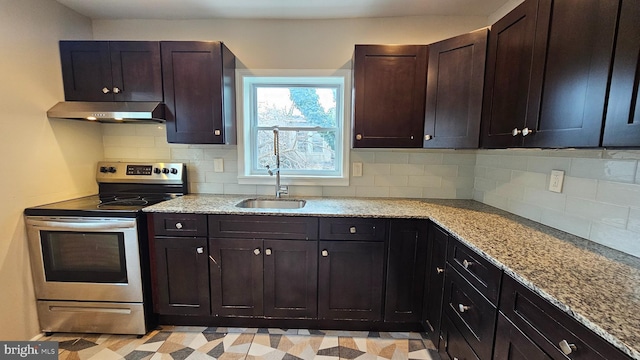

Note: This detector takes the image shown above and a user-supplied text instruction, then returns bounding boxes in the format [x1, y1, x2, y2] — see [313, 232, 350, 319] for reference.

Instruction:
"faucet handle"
[278, 185, 289, 195]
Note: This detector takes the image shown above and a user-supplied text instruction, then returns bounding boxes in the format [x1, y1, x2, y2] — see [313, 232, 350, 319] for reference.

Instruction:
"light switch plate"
[213, 158, 224, 173]
[549, 170, 564, 193]
[352, 162, 363, 177]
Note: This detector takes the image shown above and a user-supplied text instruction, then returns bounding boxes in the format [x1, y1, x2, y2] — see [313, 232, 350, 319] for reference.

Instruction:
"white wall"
[0, 0, 101, 340]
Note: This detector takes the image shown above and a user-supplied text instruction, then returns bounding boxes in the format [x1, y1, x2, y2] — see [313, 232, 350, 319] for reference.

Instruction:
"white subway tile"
[363, 163, 390, 176]
[356, 186, 389, 197]
[523, 187, 566, 211]
[390, 187, 423, 198]
[494, 181, 525, 200]
[223, 183, 257, 195]
[474, 166, 487, 178]
[424, 165, 458, 177]
[442, 176, 475, 190]
[628, 208, 640, 233]
[204, 148, 238, 161]
[507, 198, 543, 222]
[288, 186, 323, 197]
[205, 172, 237, 184]
[187, 168, 207, 182]
[543, 148, 602, 159]
[374, 175, 408, 187]
[457, 165, 475, 178]
[496, 155, 528, 171]
[485, 168, 512, 182]
[475, 154, 498, 167]
[474, 177, 496, 192]
[256, 185, 276, 196]
[138, 147, 171, 161]
[562, 176, 597, 200]
[350, 151, 375, 163]
[323, 186, 357, 197]
[349, 175, 375, 187]
[482, 193, 508, 210]
[390, 163, 425, 176]
[510, 170, 547, 190]
[101, 124, 135, 136]
[473, 190, 485, 202]
[103, 147, 138, 159]
[171, 148, 205, 161]
[541, 209, 591, 239]
[455, 188, 474, 199]
[409, 175, 442, 188]
[565, 197, 629, 229]
[596, 181, 640, 207]
[190, 182, 224, 194]
[527, 156, 571, 174]
[375, 151, 409, 164]
[409, 153, 443, 165]
[423, 187, 457, 199]
[589, 222, 640, 257]
[135, 124, 166, 136]
[570, 158, 637, 183]
[442, 153, 476, 165]
[604, 150, 640, 160]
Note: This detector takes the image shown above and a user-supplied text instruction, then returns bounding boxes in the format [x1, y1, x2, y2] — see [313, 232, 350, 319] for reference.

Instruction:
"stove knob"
[108, 167, 117, 173]
[170, 168, 178, 174]
[162, 168, 169, 174]
[99, 166, 108, 173]
[153, 168, 161, 174]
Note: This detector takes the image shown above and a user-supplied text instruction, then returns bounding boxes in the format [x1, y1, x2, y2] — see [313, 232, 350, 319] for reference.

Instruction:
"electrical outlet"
[549, 170, 564, 193]
[213, 158, 224, 173]
[352, 162, 363, 177]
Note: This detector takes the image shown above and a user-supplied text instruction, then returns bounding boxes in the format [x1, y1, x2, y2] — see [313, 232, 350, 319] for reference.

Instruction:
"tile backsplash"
[103, 124, 640, 257]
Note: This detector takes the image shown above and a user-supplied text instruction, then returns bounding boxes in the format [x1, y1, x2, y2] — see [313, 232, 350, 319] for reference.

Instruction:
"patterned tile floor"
[44, 326, 441, 360]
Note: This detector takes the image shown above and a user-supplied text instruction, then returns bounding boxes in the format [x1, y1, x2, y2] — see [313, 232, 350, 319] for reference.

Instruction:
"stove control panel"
[97, 162, 186, 184]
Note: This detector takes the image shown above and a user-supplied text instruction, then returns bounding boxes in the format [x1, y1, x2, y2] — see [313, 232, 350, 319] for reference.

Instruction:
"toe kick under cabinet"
[148, 213, 428, 330]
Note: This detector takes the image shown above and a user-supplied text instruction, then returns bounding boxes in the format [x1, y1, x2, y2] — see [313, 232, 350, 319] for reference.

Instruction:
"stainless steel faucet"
[266, 127, 288, 198]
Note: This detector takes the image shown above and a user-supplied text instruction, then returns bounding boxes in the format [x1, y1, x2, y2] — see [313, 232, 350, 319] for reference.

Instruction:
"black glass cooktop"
[24, 194, 177, 217]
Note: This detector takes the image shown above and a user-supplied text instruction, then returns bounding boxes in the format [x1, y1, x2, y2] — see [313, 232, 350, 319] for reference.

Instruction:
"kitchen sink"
[236, 198, 306, 209]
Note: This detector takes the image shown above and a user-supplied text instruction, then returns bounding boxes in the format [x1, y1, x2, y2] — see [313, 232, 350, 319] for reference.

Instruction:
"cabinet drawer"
[209, 215, 318, 240]
[447, 237, 501, 304]
[443, 265, 497, 360]
[439, 313, 480, 360]
[152, 213, 208, 237]
[500, 274, 631, 360]
[494, 312, 552, 360]
[319, 217, 387, 241]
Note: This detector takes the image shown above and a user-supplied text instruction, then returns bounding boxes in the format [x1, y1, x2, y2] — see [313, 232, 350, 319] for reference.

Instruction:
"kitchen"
[2, 0, 640, 358]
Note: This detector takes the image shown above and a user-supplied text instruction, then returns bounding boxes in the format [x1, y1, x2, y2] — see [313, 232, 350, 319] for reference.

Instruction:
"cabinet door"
[153, 237, 209, 315]
[481, 0, 539, 148]
[60, 41, 112, 101]
[494, 313, 553, 360]
[210, 238, 263, 317]
[422, 223, 448, 346]
[161, 41, 236, 144]
[353, 45, 427, 148]
[524, 0, 619, 147]
[109, 41, 163, 102]
[603, 0, 640, 146]
[439, 314, 480, 360]
[424, 29, 488, 148]
[263, 240, 318, 319]
[318, 240, 385, 320]
[384, 219, 428, 322]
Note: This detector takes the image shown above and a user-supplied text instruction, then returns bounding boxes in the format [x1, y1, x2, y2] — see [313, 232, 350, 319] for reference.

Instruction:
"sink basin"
[236, 198, 306, 209]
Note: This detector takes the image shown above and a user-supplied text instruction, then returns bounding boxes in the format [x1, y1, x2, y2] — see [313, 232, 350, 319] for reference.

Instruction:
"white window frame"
[236, 69, 351, 186]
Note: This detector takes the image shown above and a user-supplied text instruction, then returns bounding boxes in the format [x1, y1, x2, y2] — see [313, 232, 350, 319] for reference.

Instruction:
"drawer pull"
[196, 247, 203, 254]
[462, 259, 472, 269]
[254, 248, 261, 256]
[322, 250, 329, 257]
[175, 222, 183, 229]
[265, 248, 272, 256]
[349, 226, 357, 234]
[559, 340, 577, 355]
[458, 304, 470, 313]
[436, 267, 444, 274]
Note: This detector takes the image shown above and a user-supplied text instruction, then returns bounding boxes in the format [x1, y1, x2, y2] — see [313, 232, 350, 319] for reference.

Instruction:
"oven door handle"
[27, 219, 136, 231]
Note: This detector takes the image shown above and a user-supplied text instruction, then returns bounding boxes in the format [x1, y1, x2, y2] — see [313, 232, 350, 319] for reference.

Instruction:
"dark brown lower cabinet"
[422, 223, 449, 346]
[439, 314, 480, 360]
[153, 237, 210, 315]
[384, 219, 428, 322]
[209, 238, 318, 319]
[494, 313, 552, 360]
[318, 240, 385, 320]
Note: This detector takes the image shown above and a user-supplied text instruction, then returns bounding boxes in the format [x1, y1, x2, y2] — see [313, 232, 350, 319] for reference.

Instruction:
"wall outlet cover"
[352, 162, 363, 177]
[549, 170, 564, 193]
[213, 158, 224, 173]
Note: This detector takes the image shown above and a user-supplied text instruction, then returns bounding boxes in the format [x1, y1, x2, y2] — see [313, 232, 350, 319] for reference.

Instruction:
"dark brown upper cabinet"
[424, 28, 488, 148]
[353, 45, 428, 148]
[603, 0, 640, 147]
[161, 41, 236, 144]
[482, 0, 619, 148]
[60, 41, 163, 102]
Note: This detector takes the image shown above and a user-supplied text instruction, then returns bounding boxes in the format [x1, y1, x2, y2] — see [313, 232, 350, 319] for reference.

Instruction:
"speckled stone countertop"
[144, 194, 640, 359]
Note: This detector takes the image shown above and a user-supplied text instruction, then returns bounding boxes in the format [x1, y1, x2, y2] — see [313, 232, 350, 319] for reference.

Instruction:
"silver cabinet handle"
[214, 129, 221, 136]
[196, 247, 204, 254]
[322, 250, 329, 257]
[512, 127, 533, 137]
[436, 267, 444, 274]
[175, 222, 183, 229]
[512, 128, 521, 136]
[462, 259, 472, 269]
[458, 304, 470, 313]
[424, 134, 433, 141]
[355, 134, 362, 140]
[254, 248, 261, 256]
[112, 87, 121, 94]
[265, 248, 272, 256]
[349, 226, 357, 234]
[522, 127, 532, 136]
[102, 87, 111, 94]
[559, 340, 577, 355]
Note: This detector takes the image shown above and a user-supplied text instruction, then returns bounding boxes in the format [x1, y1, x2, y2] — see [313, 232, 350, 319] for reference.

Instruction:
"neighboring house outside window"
[237, 70, 351, 187]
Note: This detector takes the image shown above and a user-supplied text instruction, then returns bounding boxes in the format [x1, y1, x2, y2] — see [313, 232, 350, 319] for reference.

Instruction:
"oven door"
[25, 216, 143, 303]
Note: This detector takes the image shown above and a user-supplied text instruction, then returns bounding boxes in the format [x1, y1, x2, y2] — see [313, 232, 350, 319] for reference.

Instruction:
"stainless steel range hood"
[47, 101, 165, 123]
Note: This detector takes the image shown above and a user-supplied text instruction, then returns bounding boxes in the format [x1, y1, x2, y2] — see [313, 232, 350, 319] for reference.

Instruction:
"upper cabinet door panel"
[60, 41, 112, 101]
[424, 28, 488, 148]
[524, 0, 619, 147]
[603, 0, 640, 147]
[353, 45, 427, 148]
[109, 41, 163, 102]
[481, 0, 539, 148]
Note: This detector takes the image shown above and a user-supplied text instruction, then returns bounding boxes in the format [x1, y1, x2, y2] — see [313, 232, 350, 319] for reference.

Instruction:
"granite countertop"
[144, 194, 640, 359]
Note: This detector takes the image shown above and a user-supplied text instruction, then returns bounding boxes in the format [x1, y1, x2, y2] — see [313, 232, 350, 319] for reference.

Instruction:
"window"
[237, 70, 351, 186]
